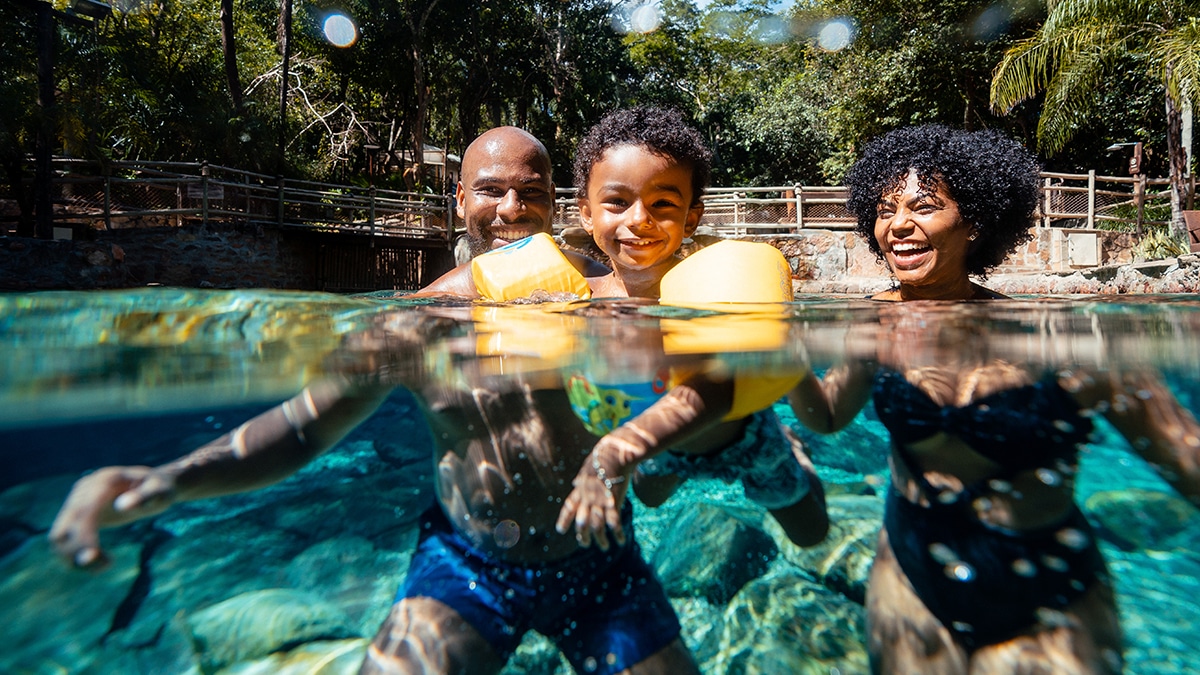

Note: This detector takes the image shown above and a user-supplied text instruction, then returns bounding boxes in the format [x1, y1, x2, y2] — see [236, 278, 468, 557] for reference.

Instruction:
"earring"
[968, 231, 978, 242]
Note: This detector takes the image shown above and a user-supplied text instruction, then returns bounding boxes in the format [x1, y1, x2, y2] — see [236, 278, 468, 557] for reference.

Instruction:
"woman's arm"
[1070, 370, 1200, 504]
[787, 361, 875, 434]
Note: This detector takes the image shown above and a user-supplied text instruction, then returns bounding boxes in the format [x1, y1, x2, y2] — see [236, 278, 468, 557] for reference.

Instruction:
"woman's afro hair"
[844, 124, 1040, 277]
[573, 105, 712, 203]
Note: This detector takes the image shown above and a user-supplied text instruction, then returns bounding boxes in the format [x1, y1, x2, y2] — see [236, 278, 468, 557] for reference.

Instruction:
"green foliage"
[1133, 226, 1189, 261]
[2, 0, 1192, 200]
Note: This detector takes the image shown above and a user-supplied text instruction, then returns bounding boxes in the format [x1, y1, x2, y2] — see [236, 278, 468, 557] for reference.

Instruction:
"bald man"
[49, 128, 695, 675]
[418, 126, 607, 297]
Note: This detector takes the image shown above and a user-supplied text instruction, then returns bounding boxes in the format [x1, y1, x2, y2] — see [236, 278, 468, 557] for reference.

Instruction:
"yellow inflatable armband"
[472, 303, 585, 376]
[471, 232, 592, 302]
[659, 239, 804, 421]
[660, 239, 793, 305]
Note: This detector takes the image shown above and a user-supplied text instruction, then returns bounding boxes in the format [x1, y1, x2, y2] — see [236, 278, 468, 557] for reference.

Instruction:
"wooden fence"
[3, 158, 454, 243]
[5, 160, 1192, 242]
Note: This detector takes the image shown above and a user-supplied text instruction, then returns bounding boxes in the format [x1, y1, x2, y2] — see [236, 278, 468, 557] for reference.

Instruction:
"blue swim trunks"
[639, 407, 812, 509]
[399, 505, 681, 674]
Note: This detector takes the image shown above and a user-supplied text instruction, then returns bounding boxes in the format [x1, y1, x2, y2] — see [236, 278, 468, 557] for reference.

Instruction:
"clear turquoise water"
[1, 289, 1198, 674]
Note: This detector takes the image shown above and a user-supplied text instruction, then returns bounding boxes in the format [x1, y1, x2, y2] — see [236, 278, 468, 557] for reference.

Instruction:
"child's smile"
[580, 144, 701, 279]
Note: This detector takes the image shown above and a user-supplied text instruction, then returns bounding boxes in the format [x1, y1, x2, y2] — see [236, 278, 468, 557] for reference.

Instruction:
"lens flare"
[323, 13, 358, 48]
[630, 4, 662, 34]
[816, 17, 855, 52]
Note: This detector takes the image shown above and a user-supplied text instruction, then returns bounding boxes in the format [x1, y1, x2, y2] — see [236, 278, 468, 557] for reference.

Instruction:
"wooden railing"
[7, 160, 1192, 241]
[6, 158, 455, 243]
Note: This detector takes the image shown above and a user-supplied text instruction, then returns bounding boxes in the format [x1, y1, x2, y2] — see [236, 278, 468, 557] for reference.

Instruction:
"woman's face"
[873, 170, 974, 297]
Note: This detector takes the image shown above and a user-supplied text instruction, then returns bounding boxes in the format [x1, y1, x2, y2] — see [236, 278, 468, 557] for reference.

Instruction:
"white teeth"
[892, 243, 928, 253]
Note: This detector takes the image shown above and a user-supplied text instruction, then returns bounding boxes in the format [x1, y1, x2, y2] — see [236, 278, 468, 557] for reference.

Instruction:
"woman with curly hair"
[789, 124, 1200, 674]
[844, 123, 1040, 300]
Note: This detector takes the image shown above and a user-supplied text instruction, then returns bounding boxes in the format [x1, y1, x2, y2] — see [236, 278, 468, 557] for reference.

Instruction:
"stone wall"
[1, 224, 316, 291]
[0, 224, 456, 292]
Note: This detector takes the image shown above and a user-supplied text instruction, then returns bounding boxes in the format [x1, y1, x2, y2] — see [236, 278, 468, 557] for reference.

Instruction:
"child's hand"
[555, 443, 630, 551]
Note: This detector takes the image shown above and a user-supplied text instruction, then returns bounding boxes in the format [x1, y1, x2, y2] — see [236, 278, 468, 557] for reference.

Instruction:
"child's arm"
[555, 372, 734, 550]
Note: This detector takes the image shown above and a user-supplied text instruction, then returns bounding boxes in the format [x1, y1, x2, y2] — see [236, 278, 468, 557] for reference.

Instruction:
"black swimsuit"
[873, 369, 1108, 650]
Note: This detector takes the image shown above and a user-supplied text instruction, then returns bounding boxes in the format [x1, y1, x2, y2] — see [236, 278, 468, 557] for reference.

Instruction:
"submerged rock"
[186, 588, 358, 674]
[216, 638, 367, 675]
[1085, 488, 1200, 552]
[704, 569, 868, 675]
[0, 539, 142, 673]
[777, 494, 882, 604]
[652, 503, 778, 605]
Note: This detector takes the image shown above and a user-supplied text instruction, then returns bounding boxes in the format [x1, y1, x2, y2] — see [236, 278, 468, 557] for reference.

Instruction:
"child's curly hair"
[844, 124, 1040, 277]
[573, 106, 712, 204]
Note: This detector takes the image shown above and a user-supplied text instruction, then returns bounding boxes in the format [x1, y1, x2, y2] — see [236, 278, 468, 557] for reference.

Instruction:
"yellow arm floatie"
[659, 240, 805, 420]
[470, 232, 592, 302]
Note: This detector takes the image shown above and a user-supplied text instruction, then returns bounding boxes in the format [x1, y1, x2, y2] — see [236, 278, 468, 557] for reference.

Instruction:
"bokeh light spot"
[630, 4, 662, 34]
[817, 17, 855, 52]
[323, 13, 358, 48]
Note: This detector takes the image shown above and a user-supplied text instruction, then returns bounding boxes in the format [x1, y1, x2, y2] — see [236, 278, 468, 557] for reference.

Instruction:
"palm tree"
[990, 0, 1200, 240]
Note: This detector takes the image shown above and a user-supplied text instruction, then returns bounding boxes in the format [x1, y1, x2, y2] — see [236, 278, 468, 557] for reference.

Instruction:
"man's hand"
[49, 465, 178, 569]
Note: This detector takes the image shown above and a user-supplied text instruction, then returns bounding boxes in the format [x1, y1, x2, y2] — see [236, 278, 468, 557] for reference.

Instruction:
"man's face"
[456, 133, 554, 258]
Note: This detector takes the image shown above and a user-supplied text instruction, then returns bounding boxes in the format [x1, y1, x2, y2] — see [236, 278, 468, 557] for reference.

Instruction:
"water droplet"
[583, 656, 598, 672]
[606, 653, 618, 666]
[205, 416, 215, 423]
[937, 491, 959, 504]
[1136, 389, 1153, 400]
[1055, 528, 1089, 550]
[1011, 558, 1036, 577]
[1041, 554, 1069, 572]
[1036, 468, 1062, 486]
[951, 621, 974, 633]
[928, 542, 957, 565]
[505, 589, 515, 599]
[468, 581, 477, 590]
[1052, 419, 1074, 433]
[988, 479, 1013, 493]
[945, 562, 975, 582]
[1035, 607, 1069, 626]
[493, 519, 520, 549]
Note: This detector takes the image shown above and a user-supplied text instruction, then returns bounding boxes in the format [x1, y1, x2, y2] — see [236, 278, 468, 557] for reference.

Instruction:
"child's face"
[580, 144, 702, 276]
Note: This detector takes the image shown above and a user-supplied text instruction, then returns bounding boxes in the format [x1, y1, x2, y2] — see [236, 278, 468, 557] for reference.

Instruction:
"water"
[1, 289, 1199, 674]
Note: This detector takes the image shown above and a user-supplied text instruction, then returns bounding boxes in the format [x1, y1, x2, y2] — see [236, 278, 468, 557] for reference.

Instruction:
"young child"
[553, 106, 829, 549]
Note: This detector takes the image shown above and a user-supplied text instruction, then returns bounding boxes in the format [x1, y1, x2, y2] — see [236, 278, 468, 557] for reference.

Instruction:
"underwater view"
[2, 289, 1199, 674]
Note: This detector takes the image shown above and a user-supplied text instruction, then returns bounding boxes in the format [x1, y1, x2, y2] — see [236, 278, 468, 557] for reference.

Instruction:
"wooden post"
[1086, 170, 1095, 228]
[1135, 173, 1146, 237]
[103, 165, 112, 231]
[200, 161, 210, 228]
[1042, 177, 1051, 228]
[794, 185, 803, 232]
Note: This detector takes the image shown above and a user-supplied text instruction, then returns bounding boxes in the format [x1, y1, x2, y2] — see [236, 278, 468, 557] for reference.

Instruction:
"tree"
[991, 0, 1200, 240]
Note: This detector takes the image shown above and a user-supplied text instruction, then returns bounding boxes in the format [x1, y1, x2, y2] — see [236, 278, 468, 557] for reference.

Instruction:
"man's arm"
[406, 262, 480, 299]
[50, 379, 393, 568]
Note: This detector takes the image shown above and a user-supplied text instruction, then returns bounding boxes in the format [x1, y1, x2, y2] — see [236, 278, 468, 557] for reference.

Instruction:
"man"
[49, 128, 696, 675]
[417, 126, 606, 297]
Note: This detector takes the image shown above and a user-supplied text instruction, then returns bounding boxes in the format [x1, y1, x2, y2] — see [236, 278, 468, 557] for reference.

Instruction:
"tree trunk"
[1165, 85, 1188, 241]
[277, 0, 293, 170]
[407, 0, 442, 192]
[220, 0, 242, 112]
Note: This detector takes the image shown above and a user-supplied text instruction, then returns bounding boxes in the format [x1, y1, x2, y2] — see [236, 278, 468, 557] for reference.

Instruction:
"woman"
[789, 124, 1200, 674]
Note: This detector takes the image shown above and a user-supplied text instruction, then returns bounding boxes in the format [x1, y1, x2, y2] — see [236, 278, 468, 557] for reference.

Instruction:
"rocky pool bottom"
[2, 392, 1198, 675]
